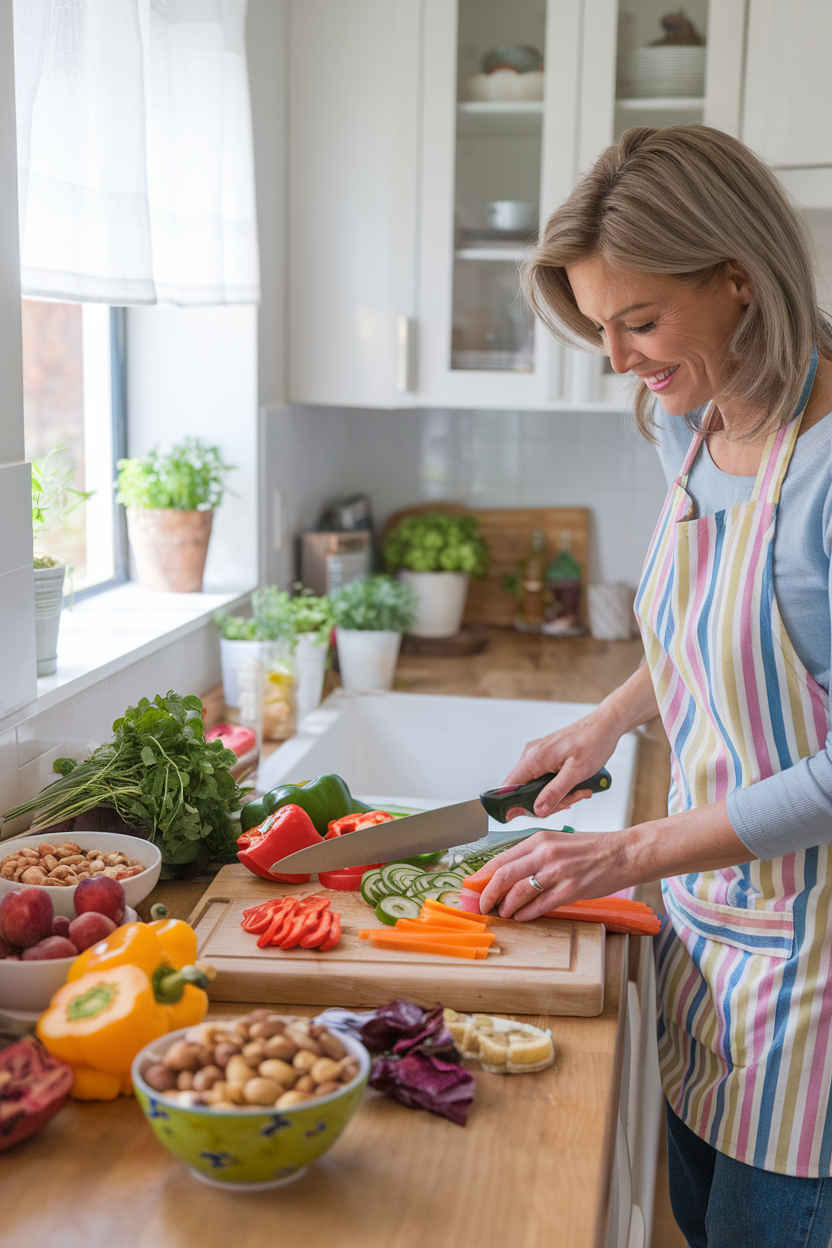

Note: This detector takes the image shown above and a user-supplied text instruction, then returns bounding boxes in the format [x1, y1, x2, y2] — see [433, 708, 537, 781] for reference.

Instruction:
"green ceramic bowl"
[132, 1021, 370, 1190]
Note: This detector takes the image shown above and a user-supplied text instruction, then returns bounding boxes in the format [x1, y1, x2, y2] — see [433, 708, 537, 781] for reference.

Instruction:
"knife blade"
[269, 768, 612, 874]
[270, 799, 488, 873]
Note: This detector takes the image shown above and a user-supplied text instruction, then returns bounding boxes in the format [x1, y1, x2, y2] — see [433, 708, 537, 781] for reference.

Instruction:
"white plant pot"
[34, 564, 66, 677]
[219, 638, 263, 710]
[398, 570, 469, 638]
[295, 634, 329, 722]
[336, 629, 401, 692]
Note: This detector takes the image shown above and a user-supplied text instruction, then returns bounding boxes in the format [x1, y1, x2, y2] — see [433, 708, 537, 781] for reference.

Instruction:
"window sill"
[28, 581, 254, 718]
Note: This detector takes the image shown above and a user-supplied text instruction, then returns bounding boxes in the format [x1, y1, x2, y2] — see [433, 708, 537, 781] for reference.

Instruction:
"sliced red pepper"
[278, 912, 313, 949]
[324, 810, 394, 839]
[300, 911, 333, 947]
[243, 899, 288, 933]
[318, 867, 367, 891]
[237, 804, 322, 883]
[318, 913, 342, 950]
[257, 905, 297, 948]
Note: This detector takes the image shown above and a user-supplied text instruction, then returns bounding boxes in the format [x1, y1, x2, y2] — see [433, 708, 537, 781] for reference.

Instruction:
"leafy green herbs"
[116, 437, 234, 511]
[330, 575, 417, 633]
[215, 584, 335, 648]
[384, 513, 490, 577]
[1, 693, 242, 866]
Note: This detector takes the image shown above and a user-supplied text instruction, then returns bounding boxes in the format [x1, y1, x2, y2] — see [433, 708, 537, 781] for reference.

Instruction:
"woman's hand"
[475, 828, 629, 920]
[471, 800, 753, 921]
[503, 662, 660, 818]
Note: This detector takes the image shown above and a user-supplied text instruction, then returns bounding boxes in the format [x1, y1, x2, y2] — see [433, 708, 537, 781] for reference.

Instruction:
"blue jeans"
[666, 1102, 832, 1247]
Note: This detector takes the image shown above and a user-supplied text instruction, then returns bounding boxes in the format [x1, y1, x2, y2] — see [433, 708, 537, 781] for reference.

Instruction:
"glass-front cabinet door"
[417, 0, 579, 407]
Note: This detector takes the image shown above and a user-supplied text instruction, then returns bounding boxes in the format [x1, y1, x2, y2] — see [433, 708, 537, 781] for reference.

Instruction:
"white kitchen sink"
[257, 690, 639, 836]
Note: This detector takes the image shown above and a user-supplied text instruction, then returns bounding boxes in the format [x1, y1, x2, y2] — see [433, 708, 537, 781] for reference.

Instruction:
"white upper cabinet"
[742, 0, 832, 207]
[287, 0, 422, 408]
[288, 0, 807, 410]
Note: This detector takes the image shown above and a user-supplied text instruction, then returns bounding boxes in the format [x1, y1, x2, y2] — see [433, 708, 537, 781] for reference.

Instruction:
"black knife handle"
[479, 768, 612, 824]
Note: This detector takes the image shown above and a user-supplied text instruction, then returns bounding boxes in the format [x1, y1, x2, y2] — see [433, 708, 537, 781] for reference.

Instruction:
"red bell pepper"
[324, 810, 394, 839]
[236, 804, 322, 883]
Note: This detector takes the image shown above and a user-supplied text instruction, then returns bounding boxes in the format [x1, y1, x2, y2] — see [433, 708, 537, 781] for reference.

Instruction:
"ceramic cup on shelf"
[485, 200, 537, 232]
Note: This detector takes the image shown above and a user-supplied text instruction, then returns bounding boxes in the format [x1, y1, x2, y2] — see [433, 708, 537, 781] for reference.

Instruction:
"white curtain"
[13, 0, 260, 306]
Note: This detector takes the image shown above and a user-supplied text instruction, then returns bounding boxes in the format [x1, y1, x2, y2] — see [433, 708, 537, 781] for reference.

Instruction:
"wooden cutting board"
[382, 503, 590, 627]
[189, 866, 605, 1017]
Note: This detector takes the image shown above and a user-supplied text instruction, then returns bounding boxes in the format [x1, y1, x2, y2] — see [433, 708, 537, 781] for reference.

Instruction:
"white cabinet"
[742, 0, 832, 207]
[286, 0, 749, 411]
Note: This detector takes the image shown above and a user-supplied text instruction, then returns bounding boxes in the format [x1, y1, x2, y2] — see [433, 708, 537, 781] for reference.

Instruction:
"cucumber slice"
[360, 869, 384, 906]
[418, 887, 447, 901]
[380, 863, 409, 892]
[376, 895, 421, 925]
[387, 865, 423, 891]
[437, 890, 463, 908]
[427, 872, 467, 890]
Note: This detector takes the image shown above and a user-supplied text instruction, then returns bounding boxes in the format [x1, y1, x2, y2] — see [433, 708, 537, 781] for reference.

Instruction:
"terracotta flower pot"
[127, 508, 213, 592]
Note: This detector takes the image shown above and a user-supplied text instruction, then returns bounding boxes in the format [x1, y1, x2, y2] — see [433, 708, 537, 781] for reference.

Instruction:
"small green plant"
[331, 575, 417, 632]
[384, 512, 490, 577]
[116, 437, 234, 511]
[213, 613, 258, 641]
[287, 584, 335, 647]
[31, 446, 95, 568]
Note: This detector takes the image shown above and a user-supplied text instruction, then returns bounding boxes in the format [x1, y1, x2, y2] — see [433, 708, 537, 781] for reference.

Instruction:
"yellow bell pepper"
[37, 966, 169, 1099]
[147, 918, 198, 970]
[68, 922, 165, 982]
[66, 920, 210, 1029]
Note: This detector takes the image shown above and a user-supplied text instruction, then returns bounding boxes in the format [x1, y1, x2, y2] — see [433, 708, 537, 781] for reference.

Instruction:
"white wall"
[262, 404, 668, 590]
[0, 0, 36, 715]
[126, 304, 259, 594]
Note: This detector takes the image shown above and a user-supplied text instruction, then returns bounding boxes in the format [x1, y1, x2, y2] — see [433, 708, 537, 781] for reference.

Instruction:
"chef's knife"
[269, 768, 612, 874]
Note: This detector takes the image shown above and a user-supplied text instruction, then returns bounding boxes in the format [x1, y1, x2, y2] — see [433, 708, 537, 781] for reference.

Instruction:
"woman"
[468, 126, 832, 1247]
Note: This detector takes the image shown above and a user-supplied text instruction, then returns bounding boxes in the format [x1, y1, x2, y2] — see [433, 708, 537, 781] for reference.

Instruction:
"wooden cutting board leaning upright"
[382, 503, 590, 627]
[189, 866, 605, 1016]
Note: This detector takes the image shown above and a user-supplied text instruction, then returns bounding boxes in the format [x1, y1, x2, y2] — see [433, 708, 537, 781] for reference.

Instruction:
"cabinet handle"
[397, 316, 416, 393]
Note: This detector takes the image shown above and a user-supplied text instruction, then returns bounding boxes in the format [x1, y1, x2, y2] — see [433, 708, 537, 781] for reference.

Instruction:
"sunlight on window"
[21, 300, 116, 591]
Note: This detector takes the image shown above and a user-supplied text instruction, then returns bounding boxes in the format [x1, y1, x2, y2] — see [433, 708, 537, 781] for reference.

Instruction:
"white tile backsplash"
[263, 403, 668, 588]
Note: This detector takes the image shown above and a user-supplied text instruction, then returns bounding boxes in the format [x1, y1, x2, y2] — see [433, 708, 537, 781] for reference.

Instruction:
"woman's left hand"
[473, 828, 629, 921]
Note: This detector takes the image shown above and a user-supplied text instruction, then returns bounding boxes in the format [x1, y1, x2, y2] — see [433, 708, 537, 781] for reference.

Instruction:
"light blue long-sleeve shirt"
[653, 405, 832, 862]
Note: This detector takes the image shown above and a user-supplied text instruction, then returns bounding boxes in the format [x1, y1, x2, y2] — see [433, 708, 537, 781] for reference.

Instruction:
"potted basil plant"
[31, 448, 94, 676]
[384, 512, 490, 638]
[116, 437, 234, 592]
[331, 576, 417, 691]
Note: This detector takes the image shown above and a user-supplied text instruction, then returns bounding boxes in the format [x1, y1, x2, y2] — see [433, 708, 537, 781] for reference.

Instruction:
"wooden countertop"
[0, 630, 670, 1248]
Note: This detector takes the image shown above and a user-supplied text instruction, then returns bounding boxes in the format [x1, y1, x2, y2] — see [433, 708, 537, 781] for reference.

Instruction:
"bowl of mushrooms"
[0, 833, 162, 919]
[132, 1011, 370, 1189]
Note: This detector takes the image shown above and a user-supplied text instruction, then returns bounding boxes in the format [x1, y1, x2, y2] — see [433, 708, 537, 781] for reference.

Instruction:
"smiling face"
[566, 254, 752, 417]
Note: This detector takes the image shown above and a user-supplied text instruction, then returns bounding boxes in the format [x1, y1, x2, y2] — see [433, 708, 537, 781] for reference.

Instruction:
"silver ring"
[528, 874, 545, 892]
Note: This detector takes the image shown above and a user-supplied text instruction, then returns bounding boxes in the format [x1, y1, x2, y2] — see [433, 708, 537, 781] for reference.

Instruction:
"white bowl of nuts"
[0, 833, 162, 919]
[132, 1012, 370, 1189]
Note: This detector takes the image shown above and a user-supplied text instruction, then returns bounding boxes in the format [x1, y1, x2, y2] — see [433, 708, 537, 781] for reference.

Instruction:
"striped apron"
[635, 357, 832, 1177]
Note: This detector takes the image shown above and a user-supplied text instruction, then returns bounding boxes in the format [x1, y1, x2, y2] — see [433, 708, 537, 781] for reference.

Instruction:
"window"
[21, 301, 127, 596]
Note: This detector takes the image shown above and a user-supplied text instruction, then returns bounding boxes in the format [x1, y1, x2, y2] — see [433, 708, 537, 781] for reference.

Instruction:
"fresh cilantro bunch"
[384, 513, 490, 577]
[2, 692, 242, 867]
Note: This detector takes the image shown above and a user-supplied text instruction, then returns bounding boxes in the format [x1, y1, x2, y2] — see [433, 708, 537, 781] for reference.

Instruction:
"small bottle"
[516, 529, 547, 631]
[237, 652, 264, 751]
[543, 531, 585, 636]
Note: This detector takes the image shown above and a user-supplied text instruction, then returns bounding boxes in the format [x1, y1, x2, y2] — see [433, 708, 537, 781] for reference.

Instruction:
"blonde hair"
[523, 125, 832, 440]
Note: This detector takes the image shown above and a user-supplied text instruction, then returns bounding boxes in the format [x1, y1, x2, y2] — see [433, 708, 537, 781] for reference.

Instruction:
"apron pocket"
[664, 875, 794, 959]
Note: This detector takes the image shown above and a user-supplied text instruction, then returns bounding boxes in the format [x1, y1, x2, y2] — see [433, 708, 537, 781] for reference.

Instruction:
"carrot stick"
[368, 930, 494, 948]
[421, 898, 492, 924]
[395, 918, 480, 934]
[417, 909, 490, 930]
[362, 935, 481, 959]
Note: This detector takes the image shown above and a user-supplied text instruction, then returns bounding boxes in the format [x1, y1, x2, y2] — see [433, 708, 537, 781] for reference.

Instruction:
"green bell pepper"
[240, 773, 373, 835]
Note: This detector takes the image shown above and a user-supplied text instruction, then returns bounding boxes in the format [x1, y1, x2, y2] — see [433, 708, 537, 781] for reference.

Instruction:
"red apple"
[0, 932, 17, 958]
[73, 876, 125, 925]
[51, 915, 71, 938]
[0, 887, 53, 949]
[21, 936, 78, 960]
[68, 912, 116, 952]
